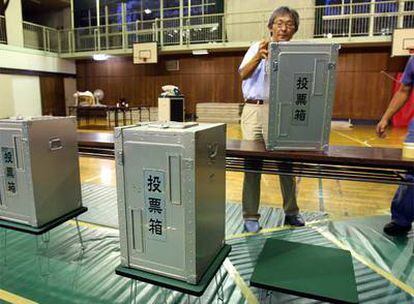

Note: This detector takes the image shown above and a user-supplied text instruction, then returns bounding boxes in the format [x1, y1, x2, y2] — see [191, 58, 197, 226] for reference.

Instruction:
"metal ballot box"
[115, 122, 226, 284]
[263, 42, 340, 151]
[0, 116, 82, 227]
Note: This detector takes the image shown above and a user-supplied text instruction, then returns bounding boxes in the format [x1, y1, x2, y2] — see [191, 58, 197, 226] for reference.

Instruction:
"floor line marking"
[313, 226, 414, 297]
[333, 130, 372, 147]
[225, 219, 329, 240]
[0, 289, 38, 304]
[223, 258, 258, 304]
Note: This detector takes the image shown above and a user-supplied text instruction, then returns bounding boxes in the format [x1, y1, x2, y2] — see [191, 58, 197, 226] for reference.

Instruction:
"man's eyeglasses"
[274, 21, 295, 30]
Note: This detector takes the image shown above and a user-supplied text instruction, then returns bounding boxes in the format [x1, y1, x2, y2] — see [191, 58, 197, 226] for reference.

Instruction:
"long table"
[69, 106, 140, 127]
[77, 132, 414, 185]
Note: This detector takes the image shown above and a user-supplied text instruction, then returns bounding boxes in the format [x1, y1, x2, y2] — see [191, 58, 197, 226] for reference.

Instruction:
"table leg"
[318, 178, 326, 213]
[107, 110, 112, 128]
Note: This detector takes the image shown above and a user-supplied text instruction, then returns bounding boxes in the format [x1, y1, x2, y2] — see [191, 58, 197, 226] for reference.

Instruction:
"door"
[40, 75, 66, 116]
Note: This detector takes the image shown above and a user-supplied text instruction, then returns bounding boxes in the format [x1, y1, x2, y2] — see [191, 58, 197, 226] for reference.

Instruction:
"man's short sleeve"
[401, 57, 414, 86]
[238, 42, 260, 72]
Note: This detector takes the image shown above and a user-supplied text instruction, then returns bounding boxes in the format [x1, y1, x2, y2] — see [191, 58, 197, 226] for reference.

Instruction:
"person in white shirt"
[239, 6, 304, 232]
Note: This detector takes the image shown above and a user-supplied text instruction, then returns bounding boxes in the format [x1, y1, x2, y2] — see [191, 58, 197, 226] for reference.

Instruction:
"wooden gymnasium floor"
[79, 121, 408, 220]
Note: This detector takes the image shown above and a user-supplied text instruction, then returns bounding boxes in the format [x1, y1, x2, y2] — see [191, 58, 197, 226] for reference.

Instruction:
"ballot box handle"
[130, 208, 144, 253]
[168, 154, 182, 205]
[13, 135, 24, 170]
[49, 137, 63, 151]
[276, 104, 289, 137]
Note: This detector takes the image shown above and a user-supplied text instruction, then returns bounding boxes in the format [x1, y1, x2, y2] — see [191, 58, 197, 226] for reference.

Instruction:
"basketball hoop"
[133, 42, 158, 64]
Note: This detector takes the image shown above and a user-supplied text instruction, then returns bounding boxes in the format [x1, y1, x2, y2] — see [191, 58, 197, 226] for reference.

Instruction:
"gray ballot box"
[0, 116, 82, 227]
[115, 122, 226, 284]
[263, 42, 340, 151]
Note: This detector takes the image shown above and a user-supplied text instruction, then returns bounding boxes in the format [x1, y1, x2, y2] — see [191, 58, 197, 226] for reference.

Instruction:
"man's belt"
[245, 99, 264, 105]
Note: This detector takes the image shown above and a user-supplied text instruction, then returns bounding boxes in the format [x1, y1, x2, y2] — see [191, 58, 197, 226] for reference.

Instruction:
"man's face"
[270, 14, 296, 42]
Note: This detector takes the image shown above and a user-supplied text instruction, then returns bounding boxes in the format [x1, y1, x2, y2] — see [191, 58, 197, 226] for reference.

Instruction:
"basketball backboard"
[392, 28, 414, 57]
[133, 42, 158, 64]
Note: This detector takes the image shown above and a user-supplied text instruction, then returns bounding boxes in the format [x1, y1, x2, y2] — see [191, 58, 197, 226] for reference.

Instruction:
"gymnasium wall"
[76, 46, 408, 120]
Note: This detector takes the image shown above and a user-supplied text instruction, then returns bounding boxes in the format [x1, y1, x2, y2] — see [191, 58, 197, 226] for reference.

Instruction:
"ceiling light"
[192, 49, 209, 55]
[93, 54, 110, 61]
[144, 8, 152, 14]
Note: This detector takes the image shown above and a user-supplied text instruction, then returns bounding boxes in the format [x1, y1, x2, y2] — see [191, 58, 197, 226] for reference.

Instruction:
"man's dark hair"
[267, 6, 300, 33]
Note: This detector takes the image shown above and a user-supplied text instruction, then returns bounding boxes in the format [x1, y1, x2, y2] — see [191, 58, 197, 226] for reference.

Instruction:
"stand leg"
[129, 280, 134, 303]
[162, 288, 167, 303]
[129, 279, 139, 304]
[214, 268, 225, 303]
[75, 217, 85, 251]
[266, 290, 272, 304]
[36, 232, 51, 278]
[134, 280, 138, 304]
[153, 286, 167, 304]
[259, 289, 266, 303]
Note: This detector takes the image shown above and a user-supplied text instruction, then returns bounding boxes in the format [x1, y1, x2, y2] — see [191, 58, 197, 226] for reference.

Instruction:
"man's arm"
[239, 40, 269, 80]
[376, 84, 412, 137]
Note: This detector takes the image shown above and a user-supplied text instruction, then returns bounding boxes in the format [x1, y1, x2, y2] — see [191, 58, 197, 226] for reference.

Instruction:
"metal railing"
[18, 1, 414, 55]
[0, 15, 6, 44]
[22, 21, 59, 52]
[58, 21, 158, 53]
[314, 0, 414, 38]
[58, 14, 223, 53]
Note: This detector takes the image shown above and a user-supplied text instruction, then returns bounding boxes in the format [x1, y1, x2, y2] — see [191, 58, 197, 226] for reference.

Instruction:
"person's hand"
[376, 118, 389, 138]
[255, 39, 270, 60]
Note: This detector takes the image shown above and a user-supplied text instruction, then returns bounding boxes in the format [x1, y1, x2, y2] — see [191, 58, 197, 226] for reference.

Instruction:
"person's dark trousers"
[391, 174, 414, 227]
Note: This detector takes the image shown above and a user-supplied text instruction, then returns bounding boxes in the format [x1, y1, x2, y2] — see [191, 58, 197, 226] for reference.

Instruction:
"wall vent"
[165, 60, 179, 71]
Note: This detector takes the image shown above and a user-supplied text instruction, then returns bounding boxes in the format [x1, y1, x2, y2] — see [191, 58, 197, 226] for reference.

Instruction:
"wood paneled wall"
[76, 47, 408, 119]
[76, 53, 244, 114]
[334, 47, 407, 120]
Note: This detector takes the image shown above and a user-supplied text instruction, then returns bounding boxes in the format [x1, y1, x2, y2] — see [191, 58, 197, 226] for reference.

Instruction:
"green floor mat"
[317, 215, 414, 289]
[250, 239, 358, 303]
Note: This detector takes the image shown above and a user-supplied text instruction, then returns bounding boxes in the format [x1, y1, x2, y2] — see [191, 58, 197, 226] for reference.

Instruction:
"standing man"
[377, 52, 414, 236]
[239, 7, 304, 233]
